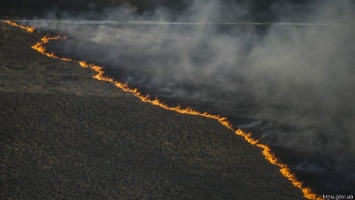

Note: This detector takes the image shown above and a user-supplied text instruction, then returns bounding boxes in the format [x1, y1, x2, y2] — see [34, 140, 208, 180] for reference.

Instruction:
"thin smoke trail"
[6, 19, 353, 26]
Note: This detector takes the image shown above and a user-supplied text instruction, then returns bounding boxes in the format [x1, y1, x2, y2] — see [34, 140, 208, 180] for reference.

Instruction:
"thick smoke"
[28, 0, 355, 193]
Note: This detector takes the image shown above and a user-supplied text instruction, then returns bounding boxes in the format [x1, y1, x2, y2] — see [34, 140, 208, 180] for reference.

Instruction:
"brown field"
[0, 22, 304, 199]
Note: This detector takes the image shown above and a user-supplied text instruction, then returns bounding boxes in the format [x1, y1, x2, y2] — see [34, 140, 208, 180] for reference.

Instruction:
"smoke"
[26, 0, 355, 193]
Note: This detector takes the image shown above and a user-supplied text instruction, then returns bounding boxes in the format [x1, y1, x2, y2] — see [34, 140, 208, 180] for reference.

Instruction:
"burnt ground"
[0, 22, 304, 199]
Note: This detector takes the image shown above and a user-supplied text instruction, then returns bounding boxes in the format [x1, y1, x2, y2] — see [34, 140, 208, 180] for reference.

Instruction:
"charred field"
[0, 22, 306, 199]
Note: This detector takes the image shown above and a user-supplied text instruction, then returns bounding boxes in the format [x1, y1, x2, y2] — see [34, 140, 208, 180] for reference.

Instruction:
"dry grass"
[0, 22, 304, 199]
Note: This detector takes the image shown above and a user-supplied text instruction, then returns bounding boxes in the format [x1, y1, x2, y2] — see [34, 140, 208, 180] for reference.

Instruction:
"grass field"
[0, 21, 306, 199]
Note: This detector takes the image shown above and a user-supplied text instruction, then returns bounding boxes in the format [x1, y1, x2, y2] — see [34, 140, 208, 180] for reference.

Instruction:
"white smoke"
[21, 0, 355, 193]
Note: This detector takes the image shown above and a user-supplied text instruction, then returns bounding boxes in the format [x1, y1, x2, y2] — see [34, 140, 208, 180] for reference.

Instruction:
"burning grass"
[5, 20, 34, 33]
[5, 21, 321, 200]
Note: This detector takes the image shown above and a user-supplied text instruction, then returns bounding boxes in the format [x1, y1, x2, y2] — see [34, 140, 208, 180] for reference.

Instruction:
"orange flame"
[8, 20, 322, 200]
[235, 130, 322, 200]
[5, 20, 35, 33]
[31, 35, 73, 62]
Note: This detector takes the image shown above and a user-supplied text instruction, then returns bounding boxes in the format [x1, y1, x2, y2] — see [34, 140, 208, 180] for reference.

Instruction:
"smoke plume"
[25, 0, 355, 194]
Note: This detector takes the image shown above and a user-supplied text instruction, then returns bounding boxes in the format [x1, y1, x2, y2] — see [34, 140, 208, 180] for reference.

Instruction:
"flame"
[31, 35, 73, 62]
[7, 20, 322, 200]
[5, 20, 35, 33]
[235, 130, 323, 200]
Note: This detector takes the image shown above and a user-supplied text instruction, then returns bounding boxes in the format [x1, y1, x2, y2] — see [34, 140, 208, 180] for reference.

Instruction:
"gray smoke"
[25, 0, 355, 193]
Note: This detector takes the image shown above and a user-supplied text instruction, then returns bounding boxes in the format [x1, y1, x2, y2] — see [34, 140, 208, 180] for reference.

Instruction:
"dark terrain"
[0, 22, 305, 199]
[1, 0, 314, 21]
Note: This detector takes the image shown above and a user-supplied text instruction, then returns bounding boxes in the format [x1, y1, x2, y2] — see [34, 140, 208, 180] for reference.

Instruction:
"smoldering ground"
[23, 0, 355, 194]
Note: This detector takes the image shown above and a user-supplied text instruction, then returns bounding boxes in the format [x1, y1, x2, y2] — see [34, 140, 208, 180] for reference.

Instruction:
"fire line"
[6, 20, 322, 200]
[5, 20, 35, 33]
